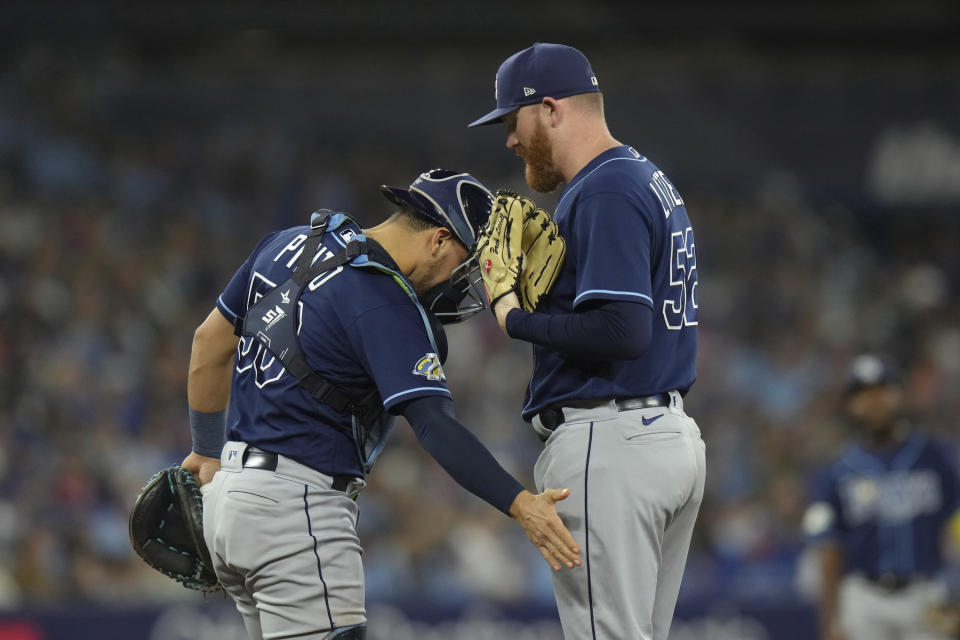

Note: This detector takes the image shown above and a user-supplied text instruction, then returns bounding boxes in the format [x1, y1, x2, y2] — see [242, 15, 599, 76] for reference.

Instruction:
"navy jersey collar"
[363, 237, 401, 273]
[558, 144, 641, 204]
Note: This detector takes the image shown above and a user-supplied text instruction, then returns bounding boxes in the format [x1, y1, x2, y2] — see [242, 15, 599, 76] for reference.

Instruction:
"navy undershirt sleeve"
[399, 396, 525, 515]
[505, 299, 652, 360]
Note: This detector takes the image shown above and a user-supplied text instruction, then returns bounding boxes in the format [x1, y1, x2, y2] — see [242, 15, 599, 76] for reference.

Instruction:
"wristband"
[189, 407, 227, 458]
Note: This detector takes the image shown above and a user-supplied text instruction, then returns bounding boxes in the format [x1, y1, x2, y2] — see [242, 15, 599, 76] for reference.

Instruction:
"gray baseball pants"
[202, 441, 367, 640]
[840, 574, 951, 640]
[533, 392, 706, 640]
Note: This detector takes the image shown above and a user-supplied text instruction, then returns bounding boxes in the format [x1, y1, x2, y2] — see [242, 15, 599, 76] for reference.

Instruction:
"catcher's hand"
[476, 190, 529, 308]
[129, 465, 220, 592]
[518, 205, 566, 311]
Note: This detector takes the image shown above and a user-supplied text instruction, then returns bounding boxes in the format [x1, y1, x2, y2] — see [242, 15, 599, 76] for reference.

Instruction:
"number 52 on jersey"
[664, 226, 697, 330]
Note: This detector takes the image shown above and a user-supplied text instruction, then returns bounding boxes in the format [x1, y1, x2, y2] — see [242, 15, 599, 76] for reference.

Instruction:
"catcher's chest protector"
[235, 213, 377, 426]
[235, 211, 443, 472]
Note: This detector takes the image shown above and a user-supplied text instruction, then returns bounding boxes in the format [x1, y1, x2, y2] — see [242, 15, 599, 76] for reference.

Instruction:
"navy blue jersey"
[522, 145, 698, 420]
[807, 433, 960, 576]
[215, 215, 449, 477]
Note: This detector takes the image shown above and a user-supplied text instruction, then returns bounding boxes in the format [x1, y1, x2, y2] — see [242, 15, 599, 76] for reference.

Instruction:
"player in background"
[804, 354, 960, 640]
[181, 169, 581, 640]
[469, 43, 706, 640]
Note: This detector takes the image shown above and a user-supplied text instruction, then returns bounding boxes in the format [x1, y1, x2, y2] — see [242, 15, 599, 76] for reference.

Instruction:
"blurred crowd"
[1, 43, 959, 612]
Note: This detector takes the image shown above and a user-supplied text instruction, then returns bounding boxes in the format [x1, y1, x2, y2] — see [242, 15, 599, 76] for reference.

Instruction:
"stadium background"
[1, 2, 958, 638]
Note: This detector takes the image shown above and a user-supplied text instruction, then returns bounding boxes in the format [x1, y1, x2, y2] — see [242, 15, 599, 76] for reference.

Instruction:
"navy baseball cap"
[468, 43, 600, 128]
[845, 354, 902, 396]
[380, 169, 493, 251]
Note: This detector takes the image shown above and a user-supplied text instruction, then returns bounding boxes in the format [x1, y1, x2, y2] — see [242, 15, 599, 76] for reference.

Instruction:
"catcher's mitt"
[518, 205, 565, 311]
[476, 189, 529, 307]
[129, 465, 220, 592]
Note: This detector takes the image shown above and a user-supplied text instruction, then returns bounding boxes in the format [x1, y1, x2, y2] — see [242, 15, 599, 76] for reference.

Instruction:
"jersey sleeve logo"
[412, 353, 445, 381]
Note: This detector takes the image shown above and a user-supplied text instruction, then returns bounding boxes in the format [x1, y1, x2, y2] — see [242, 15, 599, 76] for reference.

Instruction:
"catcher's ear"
[432, 226, 455, 252]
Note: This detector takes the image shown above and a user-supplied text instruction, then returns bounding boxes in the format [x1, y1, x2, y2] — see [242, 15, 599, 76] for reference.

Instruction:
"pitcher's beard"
[522, 120, 564, 193]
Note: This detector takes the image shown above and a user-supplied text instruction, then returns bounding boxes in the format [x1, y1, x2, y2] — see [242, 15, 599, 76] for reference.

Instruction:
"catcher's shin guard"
[330, 624, 366, 639]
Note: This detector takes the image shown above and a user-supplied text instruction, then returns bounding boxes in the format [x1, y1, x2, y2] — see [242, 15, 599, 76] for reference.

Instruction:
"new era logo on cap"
[469, 43, 601, 128]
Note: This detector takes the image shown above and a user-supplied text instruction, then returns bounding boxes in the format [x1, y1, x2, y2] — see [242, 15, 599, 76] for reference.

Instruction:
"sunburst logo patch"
[412, 353, 445, 381]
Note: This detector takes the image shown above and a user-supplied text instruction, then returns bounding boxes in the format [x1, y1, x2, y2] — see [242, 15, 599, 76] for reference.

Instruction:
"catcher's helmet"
[381, 169, 493, 323]
[380, 169, 492, 252]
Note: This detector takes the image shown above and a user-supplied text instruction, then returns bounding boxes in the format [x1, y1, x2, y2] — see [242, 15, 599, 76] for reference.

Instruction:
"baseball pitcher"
[469, 44, 706, 640]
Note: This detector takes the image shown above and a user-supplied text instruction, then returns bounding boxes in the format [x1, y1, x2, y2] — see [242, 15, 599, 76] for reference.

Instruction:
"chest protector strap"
[233, 212, 380, 428]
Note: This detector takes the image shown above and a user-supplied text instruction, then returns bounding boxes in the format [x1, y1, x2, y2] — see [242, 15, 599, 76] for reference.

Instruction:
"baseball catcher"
[477, 189, 566, 312]
[129, 465, 220, 592]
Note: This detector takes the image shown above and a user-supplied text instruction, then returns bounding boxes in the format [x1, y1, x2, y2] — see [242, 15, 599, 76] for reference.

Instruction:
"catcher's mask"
[419, 262, 486, 324]
[381, 168, 493, 323]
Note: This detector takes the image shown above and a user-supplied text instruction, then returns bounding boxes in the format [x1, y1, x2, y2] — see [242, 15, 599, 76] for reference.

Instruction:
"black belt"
[860, 572, 926, 592]
[538, 393, 672, 432]
[242, 447, 357, 492]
